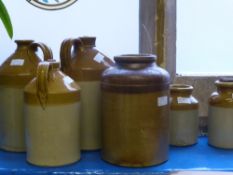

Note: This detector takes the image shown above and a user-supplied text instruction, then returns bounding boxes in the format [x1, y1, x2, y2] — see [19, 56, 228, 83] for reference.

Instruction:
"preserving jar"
[209, 77, 233, 149]
[170, 84, 199, 146]
[60, 36, 113, 150]
[0, 41, 51, 152]
[101, 54, 170, 167]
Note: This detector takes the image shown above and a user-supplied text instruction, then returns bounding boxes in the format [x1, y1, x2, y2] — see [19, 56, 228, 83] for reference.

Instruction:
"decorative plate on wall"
[27, 0, 78, 10]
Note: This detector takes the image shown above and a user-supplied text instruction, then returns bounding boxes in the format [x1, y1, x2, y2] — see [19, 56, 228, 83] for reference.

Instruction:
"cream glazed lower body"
[79, 81, 102, 150]
[0, 87, 26, 152]
[25, 102, 80, 167]
[169, 110, 198, 146]
[208, 106, 233, 149]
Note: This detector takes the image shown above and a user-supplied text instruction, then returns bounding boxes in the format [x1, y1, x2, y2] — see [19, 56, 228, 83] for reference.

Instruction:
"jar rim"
[114, 54, 156, 64]
[215, 79, 233, 87]
[15, 40, 34, 45]
[170, 84, 193, 91]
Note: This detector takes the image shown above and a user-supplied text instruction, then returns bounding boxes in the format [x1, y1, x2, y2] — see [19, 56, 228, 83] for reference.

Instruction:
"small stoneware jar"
[169, 84, 199, 146]
[24, 60, 81, 167]
[60, 36, 113, 150]
[0, 40, 51, 152]
[101, 54, 170, 167]
[208, 77, 233, 149]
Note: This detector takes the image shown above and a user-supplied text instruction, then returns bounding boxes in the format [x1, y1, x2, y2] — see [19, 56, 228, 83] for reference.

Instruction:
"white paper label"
[158, 96, 168, 107]
[93, 53, 105, 63]
[10, 59, 24, 66]
[177, 97, 191, 104]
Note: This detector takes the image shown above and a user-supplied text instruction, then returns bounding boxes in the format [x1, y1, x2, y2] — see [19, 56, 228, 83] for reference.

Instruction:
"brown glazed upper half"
[0, 40, 52, 87]
[101, 54, 170, 93]
[60, 36, 114, 82]
[170, 84, 198, 110]
[24, 61, 81, 107]
[209, 77, 233, 108]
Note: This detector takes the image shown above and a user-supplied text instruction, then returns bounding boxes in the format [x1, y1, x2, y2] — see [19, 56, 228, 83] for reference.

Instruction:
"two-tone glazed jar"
[101, 54, 170, 167]
[170, 84, 199, 146]
[0, 40, 51, 152]
[208, 78, 233, 149]
[24, 60, 81, 167]
[60, 36, 113, 150]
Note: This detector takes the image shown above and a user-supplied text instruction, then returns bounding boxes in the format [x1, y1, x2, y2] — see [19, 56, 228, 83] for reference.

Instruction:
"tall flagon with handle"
[0, 40, 51, 152]
[60, 36, 113, 150]
[24, 59, 81, 167]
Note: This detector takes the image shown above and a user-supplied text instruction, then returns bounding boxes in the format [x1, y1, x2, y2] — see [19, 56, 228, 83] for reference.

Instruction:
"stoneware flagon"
[0, 40, 51, 152]
[24, 59, 81, 167]
[101, 54, 170, 167]
[208, 77, 233, 149]
[60, 36, 113, 150]
[169, 84, 199, 146]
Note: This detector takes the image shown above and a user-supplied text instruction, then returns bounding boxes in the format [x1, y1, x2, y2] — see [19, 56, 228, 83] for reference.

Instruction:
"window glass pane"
[177, 0, 233, 75]
[0, 0, 139, 64]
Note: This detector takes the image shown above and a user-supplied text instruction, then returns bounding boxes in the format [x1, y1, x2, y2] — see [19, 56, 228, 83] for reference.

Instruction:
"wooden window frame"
[139, 0, 221, 135]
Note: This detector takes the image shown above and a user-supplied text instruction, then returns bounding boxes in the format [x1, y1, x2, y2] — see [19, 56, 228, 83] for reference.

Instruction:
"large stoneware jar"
[24, 60, 81, 167]
[170, 84, 199, 146]
[60, 36, 113, 150]
[101, 54, 170, 167]
[209, 77, 233, 149]
[0, 41, 51, 152]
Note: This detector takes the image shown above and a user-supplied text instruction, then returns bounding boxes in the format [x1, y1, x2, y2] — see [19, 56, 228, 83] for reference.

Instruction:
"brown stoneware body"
[170, 84, 199, 146]
[101, 54, 170, 167]
[24, 60, 81, 167]
[0, 40, 51, 152]
[60, 36, 113, 150]
[208, 78, 233, 149]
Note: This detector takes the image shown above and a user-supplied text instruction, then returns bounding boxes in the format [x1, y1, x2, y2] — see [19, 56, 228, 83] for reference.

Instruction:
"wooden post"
[139, 0, 176, 81]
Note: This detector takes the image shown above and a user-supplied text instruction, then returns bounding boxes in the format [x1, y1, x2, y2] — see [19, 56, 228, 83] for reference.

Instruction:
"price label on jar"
[177, 97, 191, 104]
[10, 59, 24, 66]
[93, 53, 105, 63]
[158, 96, 168, 107]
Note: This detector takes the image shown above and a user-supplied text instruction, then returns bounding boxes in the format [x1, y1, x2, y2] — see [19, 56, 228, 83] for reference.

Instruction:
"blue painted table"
[0, 137, 233, 174]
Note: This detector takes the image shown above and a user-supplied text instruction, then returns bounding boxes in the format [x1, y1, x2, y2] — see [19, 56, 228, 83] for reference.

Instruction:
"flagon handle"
[60, 38, 82, 71]
[36, 62, 50, 109]
[28, 42, 53, 62]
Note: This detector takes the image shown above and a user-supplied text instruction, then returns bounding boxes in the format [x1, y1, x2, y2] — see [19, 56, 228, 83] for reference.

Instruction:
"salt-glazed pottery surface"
[60, 36, 113, 150]
[170, 84, 199, 146]
[24, 60, 81, 167]
[101, 54, 170, 167]
[208, 77, 233, 149]
[0, 40, 51, 152]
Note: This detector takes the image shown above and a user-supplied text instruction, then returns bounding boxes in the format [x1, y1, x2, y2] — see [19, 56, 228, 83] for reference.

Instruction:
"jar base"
[0, 145, 26, 152]
[27, 157, 81, 167]
[101, 155, 168, 168]
[208, 142, 233, 150]
[170, 141, 198, 147]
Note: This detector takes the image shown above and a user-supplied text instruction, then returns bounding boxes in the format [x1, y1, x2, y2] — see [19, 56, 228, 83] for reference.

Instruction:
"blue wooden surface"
[0, 137, 233, 174]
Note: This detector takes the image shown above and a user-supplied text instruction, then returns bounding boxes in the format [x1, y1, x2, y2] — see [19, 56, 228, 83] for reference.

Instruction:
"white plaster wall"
[0, 0, 139, 64]
[177, 0, 233, 75]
